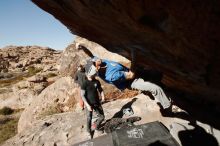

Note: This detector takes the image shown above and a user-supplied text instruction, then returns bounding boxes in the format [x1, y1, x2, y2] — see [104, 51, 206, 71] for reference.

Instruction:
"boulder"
[33, 82, 48, 94]
[18, 77, 78, 133]
[0, 76, 49, 109]
[74, 37, 129, 64]
[32, 0, 220, 104]
[59, 36, 130, 77]
[0, 88, 36, 109]
[27, 75, 47, 83]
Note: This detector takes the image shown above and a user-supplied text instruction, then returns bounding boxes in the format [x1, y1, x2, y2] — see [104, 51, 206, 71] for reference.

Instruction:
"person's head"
[95, 58, 102, 67]
[91, 57, 102, 69]
[124, 71, 135, 80]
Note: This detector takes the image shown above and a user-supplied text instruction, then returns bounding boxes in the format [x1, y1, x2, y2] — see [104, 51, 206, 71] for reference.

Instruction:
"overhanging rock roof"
[32, 0, 220, 104]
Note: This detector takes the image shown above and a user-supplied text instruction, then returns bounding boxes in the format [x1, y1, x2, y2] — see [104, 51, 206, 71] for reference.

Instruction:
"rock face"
[4, 94, 220, 146]
[59, 37, 134, 102]
[18, 77, 77, 133]
[59, 36, 129, 77]
[0, 87, 35, 109]
[0, 73, 56, 109]
[0, 46, 61, 109]
[0, 46, 61, 73]
[1, 94, 173, 146]
[32, 0, 220, 104]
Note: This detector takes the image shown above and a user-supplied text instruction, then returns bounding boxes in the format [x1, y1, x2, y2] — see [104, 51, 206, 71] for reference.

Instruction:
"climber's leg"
[131, 78, 171, 109]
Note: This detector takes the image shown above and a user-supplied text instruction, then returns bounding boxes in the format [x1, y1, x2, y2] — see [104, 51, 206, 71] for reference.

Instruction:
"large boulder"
[18, 77, 78, 133]
[59, 36, 129, 76]
[0, 75, 48, 109]
[32, 0, 220, 104]
[0, 88, 35, 109]
[58, 37, 133, 100]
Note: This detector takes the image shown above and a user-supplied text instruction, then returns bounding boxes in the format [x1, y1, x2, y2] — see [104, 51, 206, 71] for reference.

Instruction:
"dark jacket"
[74, 71, 87, 88]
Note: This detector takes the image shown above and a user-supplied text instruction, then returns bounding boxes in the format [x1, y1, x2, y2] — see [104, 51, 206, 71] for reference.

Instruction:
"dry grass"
[105, 89, 139, 101]
[27, 66, 42, 75]
[0, 117, 18, 145]
[46, 73, 57, 78]
[0, 67, 42, 89]
[39, 105, 63, 118]
[0, 75, 24, 88]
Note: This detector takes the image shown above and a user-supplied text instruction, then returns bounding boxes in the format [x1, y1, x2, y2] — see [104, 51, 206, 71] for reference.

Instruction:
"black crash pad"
[74, 121, 180, 146]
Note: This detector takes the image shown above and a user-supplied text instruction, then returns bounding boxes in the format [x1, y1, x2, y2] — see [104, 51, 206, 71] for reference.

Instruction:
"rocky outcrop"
[59, 36, 129, 77]
[0, 46, 61, 109]
[17, 77, 77, 133]
[0, 55, 9, 73]
[0, 75, 49, 109]
[58, 43, 85, 77]
[74, 37, 129, 63]
[0, 45, 61, 73]
[1, 94, 172, 146]
[27, 75, 47, 83]
[0, 88, 35, 109]
[32, 0, 220, 104]
[58, 37, 134, 101]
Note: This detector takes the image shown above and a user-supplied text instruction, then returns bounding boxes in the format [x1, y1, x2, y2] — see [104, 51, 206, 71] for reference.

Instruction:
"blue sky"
[0, 0, 75, 50]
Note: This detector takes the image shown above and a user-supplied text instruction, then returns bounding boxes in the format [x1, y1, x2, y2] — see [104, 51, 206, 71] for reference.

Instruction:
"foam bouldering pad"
[74, 121, 180, 146]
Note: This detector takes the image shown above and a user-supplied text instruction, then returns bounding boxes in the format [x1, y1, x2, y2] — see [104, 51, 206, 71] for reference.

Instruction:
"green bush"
[28, 66, 42, 75]
[46, 73, 57, 78]
[0, 107, 14, 115]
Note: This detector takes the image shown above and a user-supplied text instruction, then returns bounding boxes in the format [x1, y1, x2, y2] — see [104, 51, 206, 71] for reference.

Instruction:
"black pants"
[86, 104, 105, 133]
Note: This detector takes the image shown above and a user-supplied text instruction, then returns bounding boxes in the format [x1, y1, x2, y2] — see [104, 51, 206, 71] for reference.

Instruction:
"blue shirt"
[96, 58, 129, 90]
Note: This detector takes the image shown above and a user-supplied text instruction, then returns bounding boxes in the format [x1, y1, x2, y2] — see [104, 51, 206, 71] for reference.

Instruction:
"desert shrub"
[39, 105, 63, 118]
[46, 73, 57, 78]
[0, 75, 24, 88]
[0, 118, 18, 144]
[0, 107, 14, 115]
[28, 66, 42, 75]
[2, 68, 8, 73]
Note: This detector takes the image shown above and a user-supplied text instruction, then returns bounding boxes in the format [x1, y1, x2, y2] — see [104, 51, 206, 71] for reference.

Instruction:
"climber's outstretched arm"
[77, 44, 94, 58]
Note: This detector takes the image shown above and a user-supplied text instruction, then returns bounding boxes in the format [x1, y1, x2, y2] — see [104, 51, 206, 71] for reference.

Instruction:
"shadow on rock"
[149, 140, 169, 146]
[178, 122, 219, 146]
[111, 98, 137, 118]
[163, 88, 220, 130]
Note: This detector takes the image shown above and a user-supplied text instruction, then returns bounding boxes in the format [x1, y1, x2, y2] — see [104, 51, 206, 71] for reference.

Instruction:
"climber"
[80, 64, 105, 138]
[77, 44, 171, 112]
[74, 64, 87, 110]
